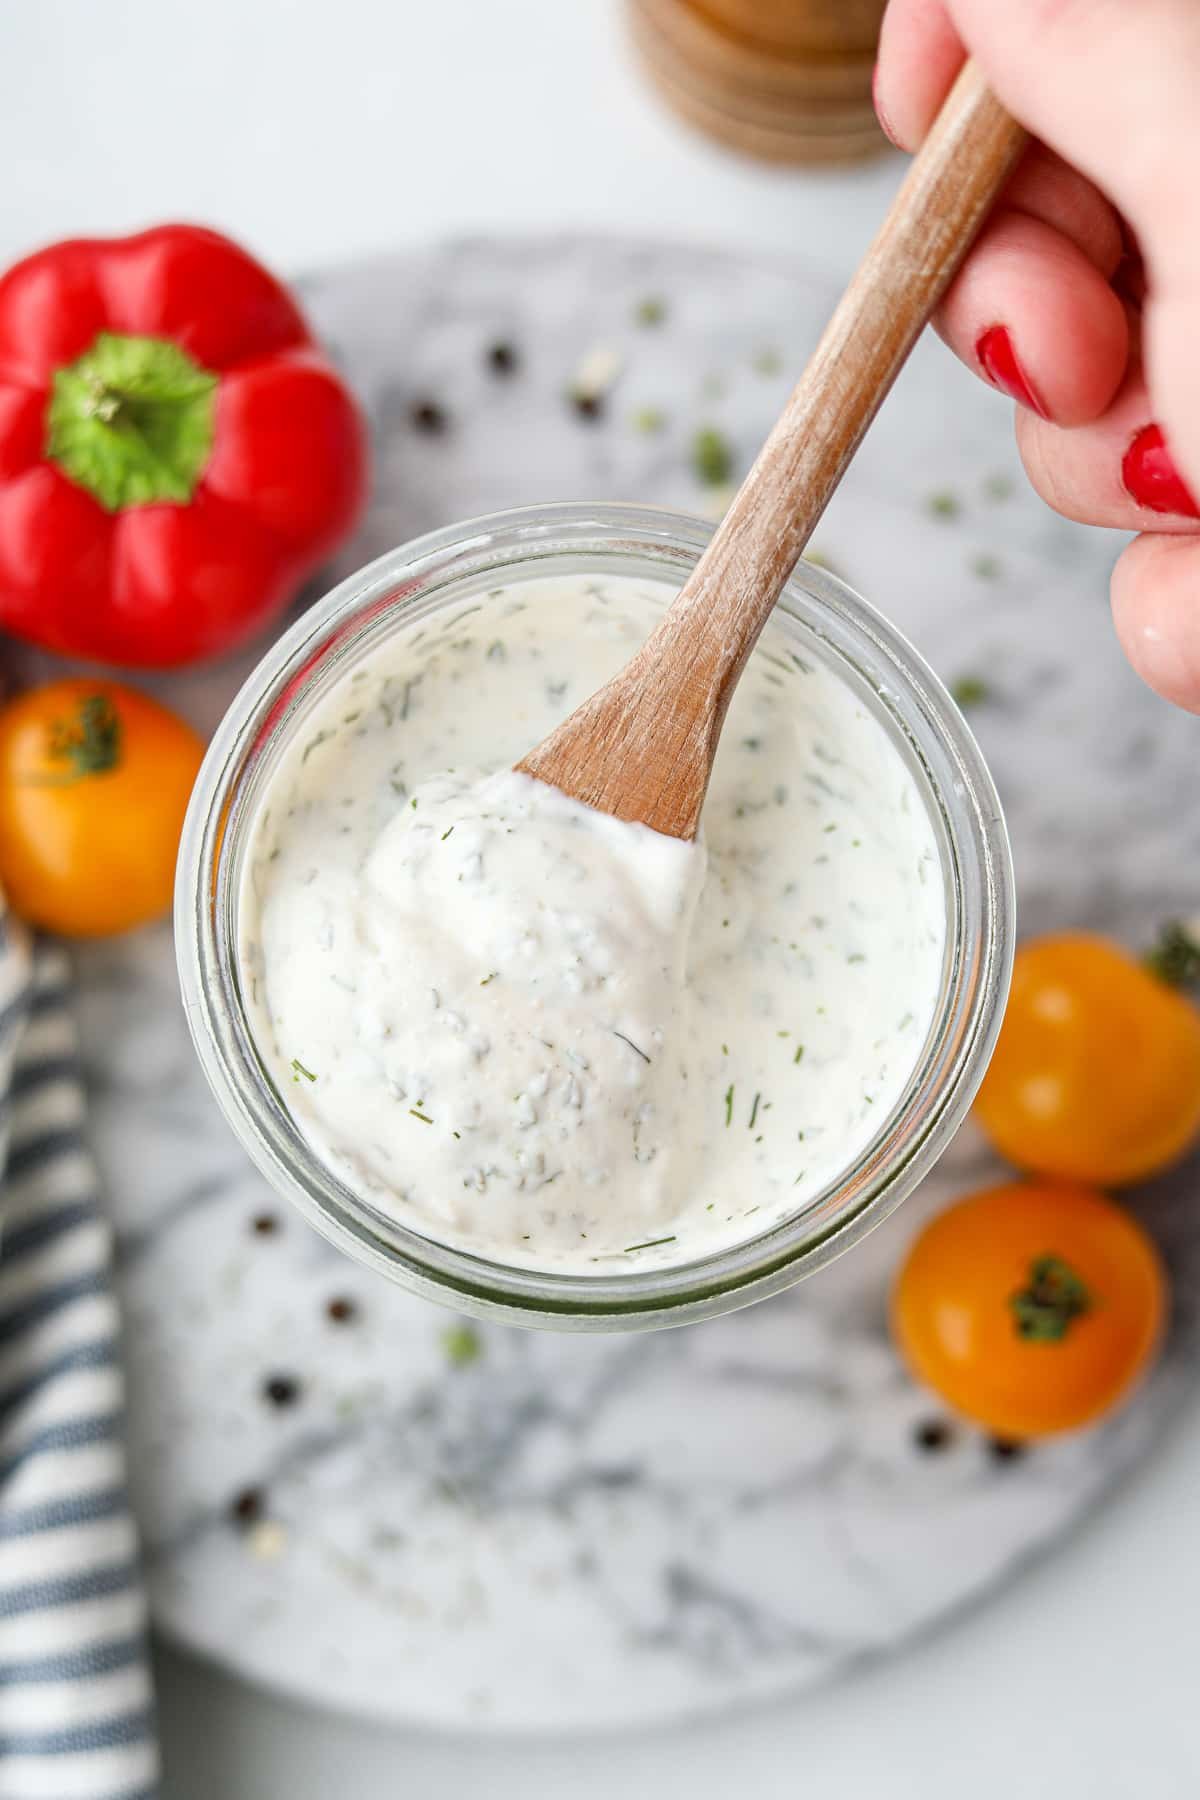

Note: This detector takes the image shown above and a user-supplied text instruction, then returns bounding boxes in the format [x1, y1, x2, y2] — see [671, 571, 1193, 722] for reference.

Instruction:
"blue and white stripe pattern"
[0, 920, 158, 1798]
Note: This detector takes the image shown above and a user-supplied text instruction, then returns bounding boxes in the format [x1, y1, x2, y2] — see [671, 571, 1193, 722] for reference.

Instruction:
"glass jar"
[176, 503, 1013, 1332]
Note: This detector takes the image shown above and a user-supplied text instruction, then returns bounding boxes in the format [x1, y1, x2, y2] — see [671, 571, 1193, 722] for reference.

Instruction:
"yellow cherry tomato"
[893, 1180, 1166, 1438]
[975, 932, 1200, 1185]
[0, 679, 204, 937]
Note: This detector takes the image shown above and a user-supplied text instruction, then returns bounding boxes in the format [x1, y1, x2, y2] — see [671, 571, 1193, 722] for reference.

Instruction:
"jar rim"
[175, 501, 1014, 1331]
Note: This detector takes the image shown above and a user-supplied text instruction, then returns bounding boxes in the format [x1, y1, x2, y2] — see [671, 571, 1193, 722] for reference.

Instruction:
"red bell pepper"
[0, 224, 369, 667]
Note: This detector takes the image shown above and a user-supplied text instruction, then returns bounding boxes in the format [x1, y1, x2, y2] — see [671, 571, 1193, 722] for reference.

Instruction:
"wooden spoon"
[518, 61, 1026, 838]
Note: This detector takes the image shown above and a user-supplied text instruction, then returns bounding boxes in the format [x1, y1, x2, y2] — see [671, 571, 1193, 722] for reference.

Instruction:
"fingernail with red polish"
[976, 326, 1050, 420]
[1121, 424, 1200, 518]
[871, 64, 899, 147]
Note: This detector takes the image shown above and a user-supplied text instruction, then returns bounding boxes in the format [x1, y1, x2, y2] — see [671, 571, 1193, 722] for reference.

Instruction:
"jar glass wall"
[176, 503, 1013, 1331]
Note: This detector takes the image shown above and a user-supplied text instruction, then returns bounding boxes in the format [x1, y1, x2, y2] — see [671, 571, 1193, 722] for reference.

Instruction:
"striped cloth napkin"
[0, 912, 158, 1799]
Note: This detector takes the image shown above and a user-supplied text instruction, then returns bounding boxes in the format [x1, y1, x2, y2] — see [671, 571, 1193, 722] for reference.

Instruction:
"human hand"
[874, 0, 1200, 711]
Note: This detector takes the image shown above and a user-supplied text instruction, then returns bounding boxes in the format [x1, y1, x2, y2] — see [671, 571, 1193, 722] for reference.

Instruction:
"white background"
[3, 2, 1199, 1794]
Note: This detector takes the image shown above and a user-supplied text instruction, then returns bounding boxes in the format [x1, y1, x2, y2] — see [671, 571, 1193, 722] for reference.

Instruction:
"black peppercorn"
[231, 1486, 265, 1526]
[913, 1418, 954, 1453]
[410, 400, 447, 434]
[486, 342, 518, 375]
[263, 1375, 301, 1409]
[326, 1296, 357, 1324]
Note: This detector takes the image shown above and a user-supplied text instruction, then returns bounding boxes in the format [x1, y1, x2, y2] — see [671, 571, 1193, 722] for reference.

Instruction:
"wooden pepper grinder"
[628, 0, 889, 165]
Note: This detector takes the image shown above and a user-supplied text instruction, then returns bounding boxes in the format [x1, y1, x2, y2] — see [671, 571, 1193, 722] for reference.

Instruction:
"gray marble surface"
[54, 239, 1200, 1730]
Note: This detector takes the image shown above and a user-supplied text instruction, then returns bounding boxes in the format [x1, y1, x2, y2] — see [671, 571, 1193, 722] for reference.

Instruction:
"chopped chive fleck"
[692, 426, 733, 486]
[793, 1044, 805, 1065]
[927, 489, 961, 519]
[623, 1234, 677, 1253]
[410, 797, 418, 809]
[480, 972, 498, 986]
[409, 1108, 434, 1124]
[970, 552, 1003, 580]
[291, 1058, 317, 1083]
[634, 296, 667, 327]
[442, 1322, 482, 1367]
[724, 1083, 734, 1127]
[301, 730, 332, 764]
[748, 1092, 761, 1130]
[441, 826, 455, 840]
[631, 406, 667, 435]
[951, 674, 990, 708]
[983, 472, 1014, 502]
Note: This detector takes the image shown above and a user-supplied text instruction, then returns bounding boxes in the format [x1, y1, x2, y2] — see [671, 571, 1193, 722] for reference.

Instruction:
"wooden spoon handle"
[675, 60, 1027, 680]
[519, 62, 1026, 838]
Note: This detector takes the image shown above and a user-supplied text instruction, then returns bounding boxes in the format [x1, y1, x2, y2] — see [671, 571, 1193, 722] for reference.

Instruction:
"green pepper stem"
[46, 331, 218, 512]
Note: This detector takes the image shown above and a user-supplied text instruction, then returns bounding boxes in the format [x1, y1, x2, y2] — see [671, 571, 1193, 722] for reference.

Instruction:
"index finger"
[874, 0, 964, 151]
[877, 0, 1200, 242]
[876, 0, 1200, 486]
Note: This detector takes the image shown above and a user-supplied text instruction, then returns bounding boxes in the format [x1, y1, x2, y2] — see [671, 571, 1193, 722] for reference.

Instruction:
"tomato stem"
[1009, 1254, 1092, 1343]
[1145, 920, 1200, 990]
[45, 694, 123, 781]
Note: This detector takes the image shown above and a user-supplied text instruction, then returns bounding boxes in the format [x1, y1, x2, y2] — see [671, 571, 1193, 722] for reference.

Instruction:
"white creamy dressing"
[240, 574, 946, 1271]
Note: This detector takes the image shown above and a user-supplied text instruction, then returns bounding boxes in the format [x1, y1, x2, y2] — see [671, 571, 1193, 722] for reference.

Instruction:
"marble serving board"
[52, 238, 1200, 1731]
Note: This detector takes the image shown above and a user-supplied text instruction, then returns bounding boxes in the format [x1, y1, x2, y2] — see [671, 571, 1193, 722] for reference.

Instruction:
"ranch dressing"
[240, 575, 945, 1271]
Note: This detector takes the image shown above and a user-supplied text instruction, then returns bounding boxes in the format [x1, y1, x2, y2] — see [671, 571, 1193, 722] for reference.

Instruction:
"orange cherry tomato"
[975, 932, 1200, 1185]
[0, 679, 204, 937]
[893, 1180, 1166, 1438]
